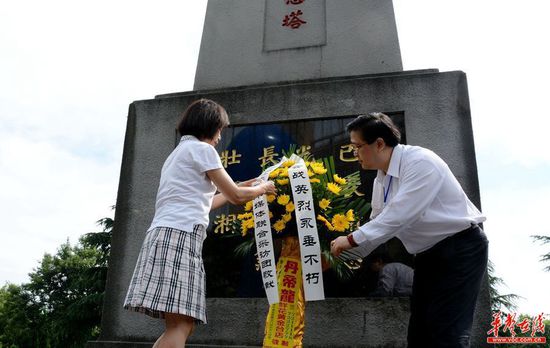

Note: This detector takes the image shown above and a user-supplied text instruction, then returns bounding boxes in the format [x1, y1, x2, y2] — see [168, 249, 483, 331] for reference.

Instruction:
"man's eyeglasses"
[351, 142, 368, 151]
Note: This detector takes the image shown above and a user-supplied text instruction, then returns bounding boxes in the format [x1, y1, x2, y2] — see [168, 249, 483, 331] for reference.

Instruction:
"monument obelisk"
[90, 1, 490, 347]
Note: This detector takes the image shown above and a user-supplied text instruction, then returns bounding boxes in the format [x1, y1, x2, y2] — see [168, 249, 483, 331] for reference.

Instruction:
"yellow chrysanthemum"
[332, 214, 350, 232]
[325, 221, 335, 231]
[346, 209, 355, 222]
[266, 194, 276, 203]
[244, 218, 255, 229]
[237, 212, 253, 220]
[319, 198, 331, 210]
[269, 169, 280, 179]
[282, 213, 292, 222]
[279, 167, 289, 177]
[333, 174, 347, 185]
[269, 211, 274, 219]
[285, 202, 295, 213]
[311, 164, 327, 175]
[327, 182, 341, 195]
[282, 160, 296, 168]
[308, 170, 315, 177]
[277, 194, 291, 205]
[244, 201, 253, 211]
[241, 224, 248, 237]
[277, 178, 289, 185]
[309, 178, 321, 184]
[273, 219, 286, 233]
[317, 215, 328, 223]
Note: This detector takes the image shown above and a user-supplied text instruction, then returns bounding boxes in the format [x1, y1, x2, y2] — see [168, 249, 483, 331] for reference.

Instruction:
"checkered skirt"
[123, 225, 207, 323]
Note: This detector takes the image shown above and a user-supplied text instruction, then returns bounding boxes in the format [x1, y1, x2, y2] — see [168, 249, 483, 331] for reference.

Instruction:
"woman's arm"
[211, 192, 229, 211]
[207, 168, 276, 207]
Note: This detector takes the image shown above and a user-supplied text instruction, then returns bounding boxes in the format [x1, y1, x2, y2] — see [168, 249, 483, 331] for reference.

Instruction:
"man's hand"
[330, 236, 352, 257]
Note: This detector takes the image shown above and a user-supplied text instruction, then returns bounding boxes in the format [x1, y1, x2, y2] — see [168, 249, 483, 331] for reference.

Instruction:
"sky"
[1, 0, 549, 318]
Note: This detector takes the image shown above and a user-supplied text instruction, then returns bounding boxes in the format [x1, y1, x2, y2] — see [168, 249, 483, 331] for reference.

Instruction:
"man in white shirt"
[330, 113, 488, 348]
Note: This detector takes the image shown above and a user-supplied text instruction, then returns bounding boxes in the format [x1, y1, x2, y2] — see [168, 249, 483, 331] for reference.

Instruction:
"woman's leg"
[153, 313, 195, 348]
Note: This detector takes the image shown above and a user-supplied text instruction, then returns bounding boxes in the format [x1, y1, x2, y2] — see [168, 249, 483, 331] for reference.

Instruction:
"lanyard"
[384, 176, 393, 204]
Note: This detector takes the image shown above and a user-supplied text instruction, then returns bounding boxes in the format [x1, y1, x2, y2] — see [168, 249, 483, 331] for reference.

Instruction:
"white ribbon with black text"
[253, 158, 287, 305]
[288, 155, 325, 301]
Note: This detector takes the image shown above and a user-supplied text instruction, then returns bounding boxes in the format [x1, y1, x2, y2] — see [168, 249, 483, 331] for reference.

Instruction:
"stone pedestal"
[91, 70, 491, 347]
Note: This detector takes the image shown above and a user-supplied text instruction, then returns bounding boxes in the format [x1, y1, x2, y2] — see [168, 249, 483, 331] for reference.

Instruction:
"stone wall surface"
[93, 70, 490, 348]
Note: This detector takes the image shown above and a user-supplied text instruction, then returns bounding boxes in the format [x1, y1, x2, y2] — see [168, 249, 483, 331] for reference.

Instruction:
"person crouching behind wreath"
[123, 99, 276, 347]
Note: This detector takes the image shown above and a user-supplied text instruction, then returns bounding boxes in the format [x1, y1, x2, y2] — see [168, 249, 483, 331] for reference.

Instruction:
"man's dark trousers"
[408, 225, 489, 348]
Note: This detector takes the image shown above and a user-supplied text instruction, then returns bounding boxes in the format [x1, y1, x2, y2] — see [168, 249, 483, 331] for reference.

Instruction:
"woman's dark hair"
[346, 112, 401, 147]
[177, 99, 230, 139]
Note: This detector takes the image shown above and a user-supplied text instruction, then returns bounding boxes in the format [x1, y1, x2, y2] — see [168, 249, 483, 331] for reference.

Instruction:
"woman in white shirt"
[124, 99, 276, 347]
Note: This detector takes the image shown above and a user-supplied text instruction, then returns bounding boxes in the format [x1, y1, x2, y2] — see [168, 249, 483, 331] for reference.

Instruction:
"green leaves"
[0, 216, 113, 348]
[532, 235, 550, 272]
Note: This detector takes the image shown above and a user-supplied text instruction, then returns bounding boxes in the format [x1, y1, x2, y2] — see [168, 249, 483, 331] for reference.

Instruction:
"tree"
[487, 260, 521, 313]
[0, 284, 43, 347]
[0, 216, 113, 348]
[532, 235, 550, 271]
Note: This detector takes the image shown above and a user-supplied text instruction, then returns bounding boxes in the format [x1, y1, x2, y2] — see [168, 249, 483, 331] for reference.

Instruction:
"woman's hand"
[262, 180, 276, 195]
[237, 178, 258, 187]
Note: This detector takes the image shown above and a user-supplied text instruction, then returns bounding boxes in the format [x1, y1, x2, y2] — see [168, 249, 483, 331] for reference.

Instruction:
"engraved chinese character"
[282, 10, 307, 29]
[219, 149, 242, 168]
[296, 144, 311, 158]
[214, 214, 236, 234]
[261, 259, 272, 268]
[340, 144, 358, 163]
[265, 280, 275, 288]
[259, 250, 271, 258]
[256, 220, 267, 228]
[263, 269, 273, 278]
[258, 146, 279, 167]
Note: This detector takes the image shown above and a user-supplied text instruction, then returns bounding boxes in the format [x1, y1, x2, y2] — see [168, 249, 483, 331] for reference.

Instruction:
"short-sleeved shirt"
[149, 135, 223, 232]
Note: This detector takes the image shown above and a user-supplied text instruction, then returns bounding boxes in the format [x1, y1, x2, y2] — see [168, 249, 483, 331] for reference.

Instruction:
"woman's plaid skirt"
[123, 225, 207, 324]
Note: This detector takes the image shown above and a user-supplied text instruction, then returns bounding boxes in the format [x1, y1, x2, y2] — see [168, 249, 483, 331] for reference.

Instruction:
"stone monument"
[90, 1, 490, 347]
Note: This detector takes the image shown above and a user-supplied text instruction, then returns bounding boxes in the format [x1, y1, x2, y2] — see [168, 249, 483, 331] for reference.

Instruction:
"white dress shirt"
[149, 135, 223, 232]
[350, 144, 486, 257]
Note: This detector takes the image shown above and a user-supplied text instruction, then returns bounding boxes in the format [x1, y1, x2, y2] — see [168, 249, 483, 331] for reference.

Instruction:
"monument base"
[97, 70, 491, 348]
[89, 298, 411, 348]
